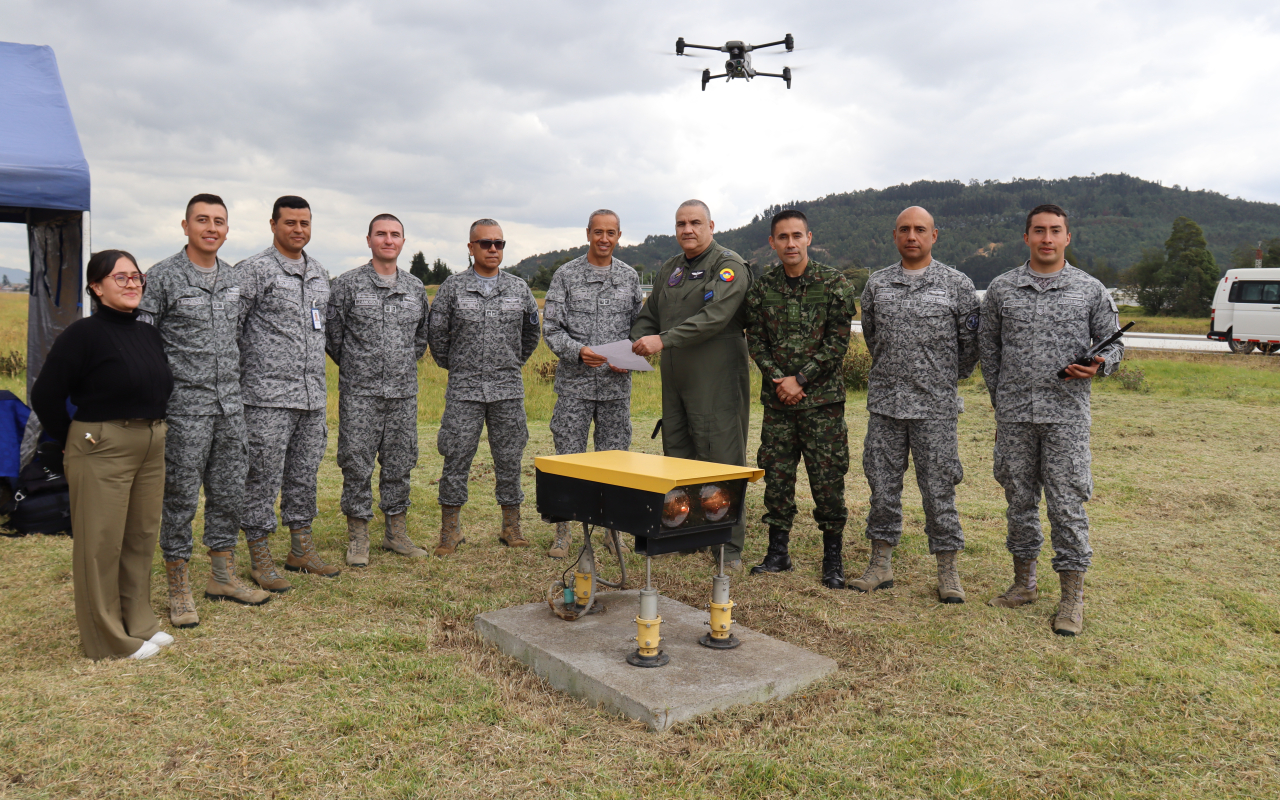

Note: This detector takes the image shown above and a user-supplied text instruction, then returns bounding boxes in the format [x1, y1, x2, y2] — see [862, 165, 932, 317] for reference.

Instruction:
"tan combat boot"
[498, 505, 528, 547]
[988, 557, 1039, 608]
[936, 550, 966, 604]
[247, 536, 292, 593]
[205, 550, 273, 606]
[434, 505, 464, 557]
[1052, 571, 1085, 636]
[600, 528, 629, 561]
[164, 559, 200, 628]
[346, 516, 370, 567]
[285, 526, 341, 577]
[547, 521, 572, 559]
[383, 512, 429, 558]
[848, 539, 895, 593]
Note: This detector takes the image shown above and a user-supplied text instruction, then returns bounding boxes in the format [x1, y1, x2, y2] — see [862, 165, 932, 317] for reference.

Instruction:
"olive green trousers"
[66, 419, 166, 660]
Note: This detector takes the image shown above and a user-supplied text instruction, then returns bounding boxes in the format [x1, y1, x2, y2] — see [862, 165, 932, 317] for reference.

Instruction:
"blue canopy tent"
[0, 41, 90, 404]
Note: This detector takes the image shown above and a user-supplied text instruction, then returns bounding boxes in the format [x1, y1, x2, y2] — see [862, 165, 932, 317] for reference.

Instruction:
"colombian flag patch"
[718, 267, 735, 282]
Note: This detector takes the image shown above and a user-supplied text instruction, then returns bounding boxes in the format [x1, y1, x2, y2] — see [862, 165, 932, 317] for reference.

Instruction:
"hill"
[510, 174, 1280, 288]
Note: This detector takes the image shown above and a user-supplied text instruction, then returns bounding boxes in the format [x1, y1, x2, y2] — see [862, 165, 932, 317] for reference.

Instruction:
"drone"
[676, 34, 794, 90]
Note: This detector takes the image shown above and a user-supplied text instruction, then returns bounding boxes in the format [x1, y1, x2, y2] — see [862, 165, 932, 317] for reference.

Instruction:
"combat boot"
[498, 505, 529, 547]
[247, 537, 292, 593]
[205, 550, 273, 606]
[434, 505, 464, 556]
[547, 521, 572, 559]
[988, 557, 1039, 608]
[383, 512, 428, 558]
[848, 539, 894, 593]
[164, 559, 200, 628]
[346, 516, 370, 567]
[1052, 571, 1085, 636]
[600, 528, 629, 561]
[821, 531, 845, 589]
[284, 526, 341, 577]
[935, 550, 966, 604]
[750, 526, 793, 574]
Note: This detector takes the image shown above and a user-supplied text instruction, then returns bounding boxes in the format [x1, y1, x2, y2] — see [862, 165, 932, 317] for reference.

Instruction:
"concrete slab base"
[475, 589, 837, 731]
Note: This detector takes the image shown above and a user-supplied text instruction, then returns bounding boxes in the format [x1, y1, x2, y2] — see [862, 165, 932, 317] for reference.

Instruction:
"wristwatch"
[794, 373, 808, 387]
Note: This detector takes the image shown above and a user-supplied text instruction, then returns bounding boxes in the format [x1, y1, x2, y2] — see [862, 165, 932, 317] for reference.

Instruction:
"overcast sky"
[3, 0, 1279, 274]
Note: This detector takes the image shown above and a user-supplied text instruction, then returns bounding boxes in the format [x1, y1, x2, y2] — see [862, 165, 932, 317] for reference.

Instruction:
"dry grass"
[1, 304, 1279, 799]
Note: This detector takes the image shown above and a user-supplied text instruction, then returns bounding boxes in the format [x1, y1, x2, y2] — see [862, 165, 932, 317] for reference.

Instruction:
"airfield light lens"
[661, 489, 691, 528]
[700, 484, 731, 522]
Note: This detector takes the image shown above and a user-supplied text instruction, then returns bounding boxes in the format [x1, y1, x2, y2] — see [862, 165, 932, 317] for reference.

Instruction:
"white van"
[1209, 268, 1280, 355]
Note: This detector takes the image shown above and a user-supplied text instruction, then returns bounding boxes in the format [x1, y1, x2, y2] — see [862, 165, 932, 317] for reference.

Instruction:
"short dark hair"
[587, 209, 620, 230]
[1025, 203, 1069, 233]
[368, 213, 403, 236]
[186, 193, 226, 219]
[86, 249, 141, 312]
[272, 195, 311, 221]
[770, 209, 808, 235]
[469, 218, 500, 238]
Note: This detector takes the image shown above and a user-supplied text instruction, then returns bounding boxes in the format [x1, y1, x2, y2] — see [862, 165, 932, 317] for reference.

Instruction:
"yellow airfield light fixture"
[535, 451, 763, 667]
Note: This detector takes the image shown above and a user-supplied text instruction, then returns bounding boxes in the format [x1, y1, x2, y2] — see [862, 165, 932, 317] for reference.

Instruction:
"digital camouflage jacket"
[138, 248, 243, 416]
[744, 261, 856, 410]
[979, 262, 1124, 424]
[427, 268, 541, 402]
[325, 262, 429, 399]
[861, 260, 980, 420]
[542, 254, 643, 401]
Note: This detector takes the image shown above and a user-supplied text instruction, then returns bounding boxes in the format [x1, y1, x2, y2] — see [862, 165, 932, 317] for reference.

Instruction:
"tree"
[429, 258, 451, 284]
[1, 275, 9, 288]
[409, 251, 430, 284]
[530, 255, 574, 291]
[1124, 248, 1173, 315]
[843, 267, 870, 295]
[1158, 216, 1217, 316]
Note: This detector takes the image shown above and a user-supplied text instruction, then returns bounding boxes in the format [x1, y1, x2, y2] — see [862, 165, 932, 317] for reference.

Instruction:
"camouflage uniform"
[744, 262, 855, 535]
[236, 246, 330, 538]
[542, 254, 644, 455]
[138, 248, 246, 562]
[979, 262, 1124, 572]
[326, 263, 429, 519]
[427, 269, 540, 507]
[860, 260, 980, 552]
[630, 241, 752, 557]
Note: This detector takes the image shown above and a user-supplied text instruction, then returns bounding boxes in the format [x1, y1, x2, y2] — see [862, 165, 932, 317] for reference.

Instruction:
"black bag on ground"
[2, 441, 71, 537]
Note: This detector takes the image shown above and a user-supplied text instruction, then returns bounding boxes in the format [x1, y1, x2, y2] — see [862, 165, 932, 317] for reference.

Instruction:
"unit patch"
[718, 267, 735, 282]
[965, 311, 980, 331]
[528, 311, 540, 325]
[667, 267, 685, 287]
[703, 290, 714, 302]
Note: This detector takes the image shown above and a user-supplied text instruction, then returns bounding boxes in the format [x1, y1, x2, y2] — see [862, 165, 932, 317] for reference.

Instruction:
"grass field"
[1, 295, 1279, 799]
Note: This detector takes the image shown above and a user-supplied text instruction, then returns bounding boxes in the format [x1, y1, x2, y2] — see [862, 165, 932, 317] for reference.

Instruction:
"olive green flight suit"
[631, 240, 753, 557]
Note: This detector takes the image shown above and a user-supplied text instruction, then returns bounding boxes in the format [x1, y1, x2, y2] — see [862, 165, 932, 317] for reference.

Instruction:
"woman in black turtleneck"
[31, 250, 174, 661]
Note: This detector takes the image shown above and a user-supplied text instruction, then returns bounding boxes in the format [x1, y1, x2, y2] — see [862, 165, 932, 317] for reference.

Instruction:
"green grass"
[1, 302, 1279, 798]
[1116, 309, 1211, 336]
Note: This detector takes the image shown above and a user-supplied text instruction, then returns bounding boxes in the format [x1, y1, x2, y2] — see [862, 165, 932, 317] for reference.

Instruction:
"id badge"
[311, 307, 323, 330]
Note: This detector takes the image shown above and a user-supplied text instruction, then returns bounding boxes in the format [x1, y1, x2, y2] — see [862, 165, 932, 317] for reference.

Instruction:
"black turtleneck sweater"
[31, 305, 173, 444]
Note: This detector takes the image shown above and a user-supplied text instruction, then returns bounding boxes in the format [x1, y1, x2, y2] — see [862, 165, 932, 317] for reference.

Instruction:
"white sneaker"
[127, 641, 161, 660]
[149, 631, 175, 647]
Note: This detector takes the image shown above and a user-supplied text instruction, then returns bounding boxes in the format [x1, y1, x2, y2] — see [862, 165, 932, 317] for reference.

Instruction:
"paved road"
[850, 322, 1237, 354]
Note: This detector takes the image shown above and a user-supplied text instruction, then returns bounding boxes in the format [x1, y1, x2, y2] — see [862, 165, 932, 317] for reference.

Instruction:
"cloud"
[2, 0, 1278, 274]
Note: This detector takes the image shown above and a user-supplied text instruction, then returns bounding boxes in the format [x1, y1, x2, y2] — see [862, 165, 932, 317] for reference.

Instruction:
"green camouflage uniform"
[744, 261, 856, 536]
[630, 240, 752, 557]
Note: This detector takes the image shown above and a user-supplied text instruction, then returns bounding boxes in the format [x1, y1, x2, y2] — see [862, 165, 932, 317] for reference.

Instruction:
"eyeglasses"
[109, 273, 147, 287]
[471, 239, 506, 251]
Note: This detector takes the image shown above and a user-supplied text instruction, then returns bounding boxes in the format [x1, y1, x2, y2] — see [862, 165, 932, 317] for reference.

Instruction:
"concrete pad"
[475, 590, 837, 731]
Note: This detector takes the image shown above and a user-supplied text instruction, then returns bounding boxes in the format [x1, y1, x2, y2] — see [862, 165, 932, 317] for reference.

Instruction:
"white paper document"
[590, 339, 655, 372]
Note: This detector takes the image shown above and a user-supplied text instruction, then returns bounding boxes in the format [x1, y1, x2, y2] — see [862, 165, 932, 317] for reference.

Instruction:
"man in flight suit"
[744, 210, 856, 588]
[428, 219, 541, 556]
[980, 203, 1123, 636]
[631, 200, 753, 568]
[542, 209, 644, 558]
[326, 214, 431, 567]
[140, 193, 271, 628]
[853, 206, 980, 602]
[236, 195, 340, 591]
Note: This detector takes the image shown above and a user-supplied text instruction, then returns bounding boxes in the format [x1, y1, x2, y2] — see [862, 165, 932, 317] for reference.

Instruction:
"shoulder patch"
[718, 267, 735, 283]
[703, 290, 714, 302]
[965, 311, 980, 331]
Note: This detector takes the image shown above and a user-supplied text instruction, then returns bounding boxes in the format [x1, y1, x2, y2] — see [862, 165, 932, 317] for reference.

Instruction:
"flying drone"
[676, 34, 794, 90]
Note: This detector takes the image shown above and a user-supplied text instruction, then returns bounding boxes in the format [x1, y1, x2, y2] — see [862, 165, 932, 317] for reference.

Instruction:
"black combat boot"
[750, 526, 793, 574]
[821, 530, 845, 589]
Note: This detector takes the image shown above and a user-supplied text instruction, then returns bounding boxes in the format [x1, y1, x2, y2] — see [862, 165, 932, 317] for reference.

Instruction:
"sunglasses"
[108, 273, 147, 287]
[471, 239, 506, 251]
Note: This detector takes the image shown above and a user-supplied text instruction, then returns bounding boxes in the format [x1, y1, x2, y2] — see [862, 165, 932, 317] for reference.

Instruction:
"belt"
[109, 418, 165, 428]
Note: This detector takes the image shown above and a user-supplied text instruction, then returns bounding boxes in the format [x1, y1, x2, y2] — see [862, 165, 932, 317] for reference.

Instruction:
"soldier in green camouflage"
[743, 210, 856, 588]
